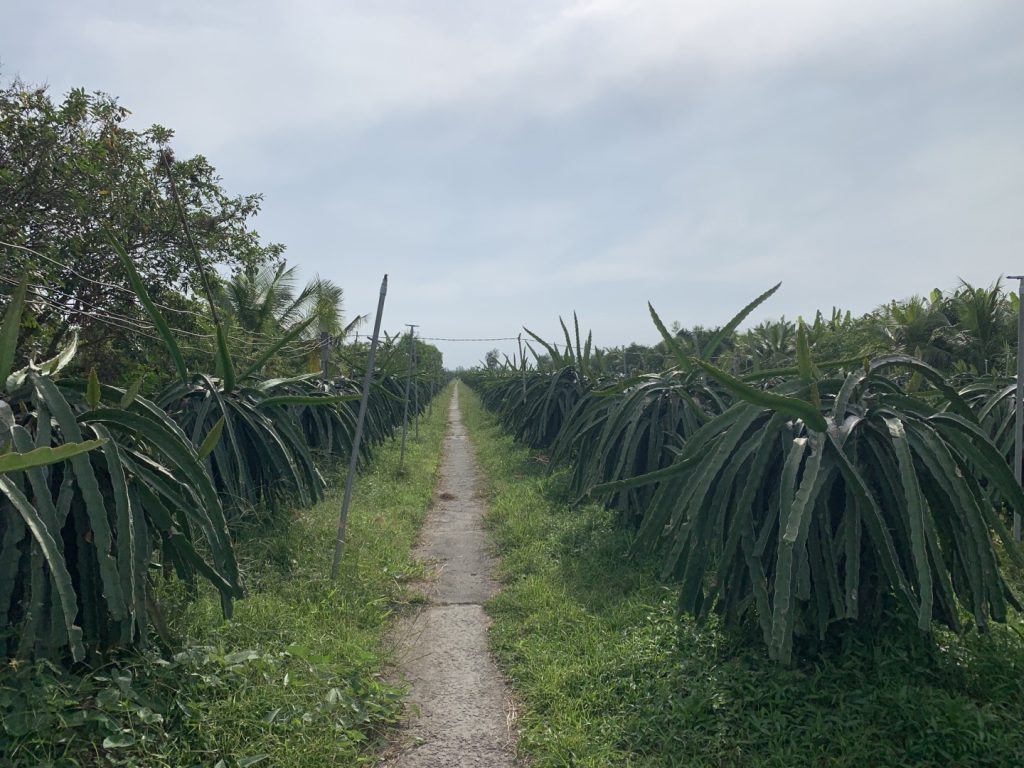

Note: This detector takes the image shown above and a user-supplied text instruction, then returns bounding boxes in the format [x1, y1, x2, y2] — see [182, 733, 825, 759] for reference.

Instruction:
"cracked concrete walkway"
[385, 383, 520, 768]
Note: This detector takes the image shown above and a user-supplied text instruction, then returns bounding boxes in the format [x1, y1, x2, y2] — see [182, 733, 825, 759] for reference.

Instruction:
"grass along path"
[2, 385, 454, 768]
[459, 385, 1024, 768]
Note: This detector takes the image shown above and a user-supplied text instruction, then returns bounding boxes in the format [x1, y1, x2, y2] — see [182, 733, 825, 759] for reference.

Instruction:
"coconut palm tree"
[733, 317, 797, 371]
[950, 279, 1013, 374]
[871, 294, 963, 369]
[217, 261, 353, 374]
[220, 262, 314, 336]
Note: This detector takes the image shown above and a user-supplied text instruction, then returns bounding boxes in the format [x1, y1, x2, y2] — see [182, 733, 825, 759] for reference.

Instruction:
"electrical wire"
[1, 240, 333, 345]
[0, 248, 525, 352]
[0, 276, 324, 360]
[415, 336, 522, 342]
[348, 333, 522, 343]
[0, 275, 215, 339]
[1, 284, 210, 357]
[1, 240, 212, 321]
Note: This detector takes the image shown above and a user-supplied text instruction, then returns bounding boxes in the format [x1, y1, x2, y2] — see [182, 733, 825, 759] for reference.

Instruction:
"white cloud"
[9, 0, 999, 149]
[3, 1, 1023, 366]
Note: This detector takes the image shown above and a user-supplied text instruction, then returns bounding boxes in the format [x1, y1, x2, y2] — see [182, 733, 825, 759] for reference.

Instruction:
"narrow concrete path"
[385, 384, 520, 768]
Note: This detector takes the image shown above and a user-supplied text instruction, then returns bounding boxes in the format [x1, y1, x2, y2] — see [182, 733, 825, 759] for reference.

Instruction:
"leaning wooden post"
[331, 275, 388, 579]
[398, 323, 418, 471]
[428, 367, 434, 418]
[1011, 274, 1024, 541]
[413, 334, 420, 440]
[518, 333, 526, 403]
[427, 351, 434, 419]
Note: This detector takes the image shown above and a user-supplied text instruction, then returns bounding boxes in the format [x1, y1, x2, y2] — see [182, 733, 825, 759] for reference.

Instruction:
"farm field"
[460, 386, 1024, 767]
[4, 24, 1024, 766]
[8, 259, 1024, 767]
[1, 385, 453, 767]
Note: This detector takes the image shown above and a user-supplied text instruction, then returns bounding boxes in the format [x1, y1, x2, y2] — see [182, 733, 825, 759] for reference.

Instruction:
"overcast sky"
[4, 1, 1023, 367]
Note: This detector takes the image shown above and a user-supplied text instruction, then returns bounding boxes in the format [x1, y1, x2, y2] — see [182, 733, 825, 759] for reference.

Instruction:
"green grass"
[1, 386, 453, 768]
[459, 385, 1024, 768]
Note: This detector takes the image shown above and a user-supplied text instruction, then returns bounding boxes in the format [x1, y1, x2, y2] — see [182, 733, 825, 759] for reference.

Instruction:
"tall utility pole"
[1010, 275, 1024, 541]
[332, 275, 388, 579]
[398, 323, 418, 472]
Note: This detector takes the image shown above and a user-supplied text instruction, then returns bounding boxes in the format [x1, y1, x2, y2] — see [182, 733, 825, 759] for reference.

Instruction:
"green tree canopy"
[0, 80, 281, 384]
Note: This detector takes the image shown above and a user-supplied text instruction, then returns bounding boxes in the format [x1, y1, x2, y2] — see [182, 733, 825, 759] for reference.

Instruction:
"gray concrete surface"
[384, 384, 520, 767]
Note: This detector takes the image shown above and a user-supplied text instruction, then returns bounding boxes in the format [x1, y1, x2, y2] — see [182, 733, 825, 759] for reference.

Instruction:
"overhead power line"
[0, 275, 324, 360]
[415, 336, 521, 342]
[1, 239, 212, 321]
[1, 240, 326, 345]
